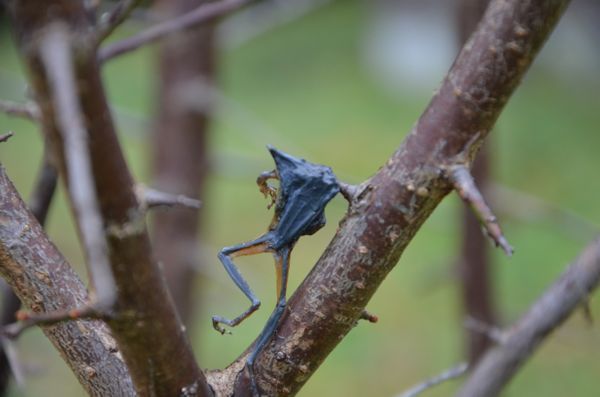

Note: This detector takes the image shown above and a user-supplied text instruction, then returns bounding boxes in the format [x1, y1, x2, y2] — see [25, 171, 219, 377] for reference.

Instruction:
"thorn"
[137, 184, 202, 210]
[0, 131, 14, 143]
[338, 181, 359, 203]
[359, 309, 378, 323]
[448, 165, 514, 256]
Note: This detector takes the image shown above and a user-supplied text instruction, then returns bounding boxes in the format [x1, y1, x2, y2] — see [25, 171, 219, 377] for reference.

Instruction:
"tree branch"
[96, 0, 142, 42]
[456, 236, 600, 397]
[0, 100, 39, 122]
[397, 362, 469, 397]
[206, 0, 571, 394]
[99, 0, 251, 62]
[0, 166, 135, 396]
[0, 133, 13, 144]
[8, 1, 210, 395]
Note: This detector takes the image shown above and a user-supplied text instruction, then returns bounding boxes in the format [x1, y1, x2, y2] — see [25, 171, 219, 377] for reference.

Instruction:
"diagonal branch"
[456, 236, 600, 397]
[398, 362, 469, 397]
[205, 0, 572, 395]
[99, 0, 252, 62]
[448, 164, 513, 255]
[0, 166, 135, 396]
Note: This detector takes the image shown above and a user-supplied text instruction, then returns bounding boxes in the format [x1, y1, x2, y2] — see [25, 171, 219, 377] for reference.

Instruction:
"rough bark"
[6, 1, 210, 395]
[207, 0, 571, 395]
[151, 0, 214, 324]
[0, 166, 134, 396]
[456, 0, 497, 364]
[456, 237, 600, 397]
[0, 155, 58, 395]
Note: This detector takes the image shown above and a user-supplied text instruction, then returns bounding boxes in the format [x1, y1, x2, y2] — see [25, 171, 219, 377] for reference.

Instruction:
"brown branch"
[96, 0, 142, 42]
[8, 1, 210, 395]
[99, 0, 251, 62]
[206, 0, 571, 395]
[0, 153, 57, 393]
[0, 165, 135, 396]
[0, 100, 39, 121]
[448, 165, 513, 256]
[397, 362, 469, 397]
[0, 133, 13, 144]
[138, 185, 202, 210]
[456, 236, 600, 397]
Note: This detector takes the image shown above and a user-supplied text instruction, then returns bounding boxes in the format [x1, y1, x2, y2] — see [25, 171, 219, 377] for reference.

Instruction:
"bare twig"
[137, 185, 202, 210]
[464, 316, 506, 344]
[0, 132, 13, 143]
[398, 362, 469, 397]
[96, 0, 141, 42]
[0, 100, 39, 121]
[40, 27, 117, 309]
[99, 0, 252, 62]
[457, 237, 600, 397]
[448, 165, 513, 256]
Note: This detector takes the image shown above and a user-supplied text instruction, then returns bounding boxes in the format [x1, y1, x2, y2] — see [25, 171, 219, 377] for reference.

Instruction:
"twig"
[0, 100, 39, 121]
[39, 26, 115, 309]
[0, 132, 13, 143]
[137, 185, 202, 210]
[359, 309, 378, 323]
[463, 316, 506, 344]
[99, 0, 252, 62]
[96, 0, 141, 42]
[448, 165, 513, 256]
[457, 236, 600, 397]
[397, 362, 469, 397]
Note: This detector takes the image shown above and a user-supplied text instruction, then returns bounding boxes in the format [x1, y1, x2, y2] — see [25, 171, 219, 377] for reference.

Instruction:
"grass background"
[1, 1, 599, 396]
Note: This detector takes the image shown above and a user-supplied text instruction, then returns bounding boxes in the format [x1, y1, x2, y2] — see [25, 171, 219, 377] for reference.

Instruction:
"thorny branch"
[457, 236, 600, 397]
[205, 1, 571, 395]
[99, 0, 252, 62]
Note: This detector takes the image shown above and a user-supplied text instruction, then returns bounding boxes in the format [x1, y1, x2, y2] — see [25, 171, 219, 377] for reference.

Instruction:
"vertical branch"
[7, 1, 210, 395]
[150, 0, 215, 324]
[456, 0, 497, 364]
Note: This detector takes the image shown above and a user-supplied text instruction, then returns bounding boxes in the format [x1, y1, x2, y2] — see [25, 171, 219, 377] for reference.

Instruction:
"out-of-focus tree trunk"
[456, 0, 496, 364]
[151, 0, 215, 324]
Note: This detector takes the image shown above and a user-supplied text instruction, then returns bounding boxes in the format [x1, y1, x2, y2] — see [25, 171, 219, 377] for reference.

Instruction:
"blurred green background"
[0, 1, 599, 396]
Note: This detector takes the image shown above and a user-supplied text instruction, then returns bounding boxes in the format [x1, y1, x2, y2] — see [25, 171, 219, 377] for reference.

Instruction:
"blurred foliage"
[0, 1, 599, 396]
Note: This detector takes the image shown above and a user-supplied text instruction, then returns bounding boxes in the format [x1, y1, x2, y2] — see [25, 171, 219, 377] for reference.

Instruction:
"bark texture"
[151, 0, 214, 324]
[0, 166, 134, 396]
[209, 0, 571, 395]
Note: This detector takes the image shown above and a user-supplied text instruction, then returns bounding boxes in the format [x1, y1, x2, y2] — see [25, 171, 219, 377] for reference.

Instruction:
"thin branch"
[40, 27, 117, 309]
[0, 100, 39, 121]
[99, 0, 252, 62]
[96, 0, 142, 42]
[457, 236, 600, 397]
[448, 165, 513, 256]
[463, 316, 506, 345]
[137, 185, 202, 210]
[0, 132, 13, 143]
[398, 363, 469, 397]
